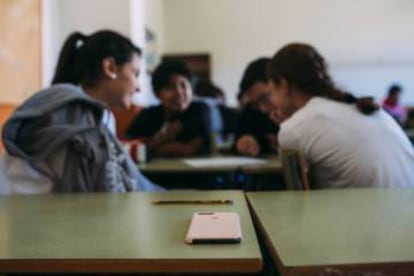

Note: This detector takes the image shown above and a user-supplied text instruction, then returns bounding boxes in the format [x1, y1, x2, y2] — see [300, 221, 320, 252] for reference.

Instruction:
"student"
[194, 79, 226, 105]
[235, 58, 280, 156]
[125, 60, 212, 157]
[268, 43, 414, 188]
[193, 80, 239, 149]
[382, 84, 407, 126]
[0, 30, 163, 194]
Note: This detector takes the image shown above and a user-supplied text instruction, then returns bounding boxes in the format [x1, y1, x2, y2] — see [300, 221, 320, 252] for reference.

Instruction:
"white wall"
[59, 0, 132, 42]
[42, 0, 135, 86]
[162, 0, 414, 106]
[140, 0, 164, 105]
[41, 0, 61, 87]
[145, 0, 164, 68]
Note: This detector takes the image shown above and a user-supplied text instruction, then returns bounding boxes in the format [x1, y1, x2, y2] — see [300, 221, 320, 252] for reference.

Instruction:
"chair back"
[281, 149, 310, 190]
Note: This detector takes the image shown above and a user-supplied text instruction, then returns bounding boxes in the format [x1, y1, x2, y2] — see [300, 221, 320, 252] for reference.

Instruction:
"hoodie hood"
[2, 84, 106, 161]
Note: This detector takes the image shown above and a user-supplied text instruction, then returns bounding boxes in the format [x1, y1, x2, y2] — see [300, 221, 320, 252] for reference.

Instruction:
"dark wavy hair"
[52, 30, 141, 86]
[151, 60, 192, 96]
[268, 43, 379, 115]
[237, 57, 270, 101]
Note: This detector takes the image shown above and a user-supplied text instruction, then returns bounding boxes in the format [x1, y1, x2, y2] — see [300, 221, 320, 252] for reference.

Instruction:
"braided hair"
[268, 43, 378, 115]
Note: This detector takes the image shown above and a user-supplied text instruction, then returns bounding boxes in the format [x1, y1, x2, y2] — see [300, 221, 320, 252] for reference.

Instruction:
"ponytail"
[51, 32, 87, 85]
[326, 90, 379, 115]
[52, 30, 141, 87]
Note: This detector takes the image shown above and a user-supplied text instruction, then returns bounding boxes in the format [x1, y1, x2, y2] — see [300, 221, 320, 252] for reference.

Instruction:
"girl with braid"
[268, 43, 414, 188]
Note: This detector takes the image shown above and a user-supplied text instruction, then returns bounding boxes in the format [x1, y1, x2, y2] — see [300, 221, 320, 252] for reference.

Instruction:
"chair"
[280, 149, 310, 190]
[111, 105, 142, 139]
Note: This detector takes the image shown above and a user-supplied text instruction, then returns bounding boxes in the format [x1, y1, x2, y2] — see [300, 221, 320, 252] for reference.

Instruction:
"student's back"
[2, 85, 131, 192]
[279, 97, 414, 188]
[269, 43, 414, 188]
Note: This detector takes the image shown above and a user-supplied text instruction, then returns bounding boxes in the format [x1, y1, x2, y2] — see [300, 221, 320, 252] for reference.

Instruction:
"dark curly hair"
[151, 60, 192, 96]
[237, 57, 270, 101]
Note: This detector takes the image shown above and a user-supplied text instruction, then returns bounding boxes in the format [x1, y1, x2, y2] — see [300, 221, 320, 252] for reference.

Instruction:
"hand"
[236, 135, 260, 156]
[266, 134, 279, 151]
[149, 120, 183, 149]
[165, 120, 182, 140]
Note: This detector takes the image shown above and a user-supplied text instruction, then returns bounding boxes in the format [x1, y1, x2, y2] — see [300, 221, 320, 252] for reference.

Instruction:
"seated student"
[235, 58, 280, 157]
[194, 79, 226, 105]
[193, 80, 239, 149]
[268, 43, 414, 188]
[382, 84, 407, 126]
[125, 60, 212, 157]
[0, 30, 163, 194]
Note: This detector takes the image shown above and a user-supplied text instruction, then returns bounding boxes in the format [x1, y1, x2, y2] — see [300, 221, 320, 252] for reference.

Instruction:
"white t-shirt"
[279, 97, 414, 188]
[102, 110, 116, 135]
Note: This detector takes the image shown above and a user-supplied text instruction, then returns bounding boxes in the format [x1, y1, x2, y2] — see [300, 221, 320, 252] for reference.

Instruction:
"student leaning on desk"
[234, 57, 280, 157]
[268, 43, 414, 188]
[0, 30, 163, 194]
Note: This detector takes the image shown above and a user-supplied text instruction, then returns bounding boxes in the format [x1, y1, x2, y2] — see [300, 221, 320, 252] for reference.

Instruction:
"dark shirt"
[219, 105, 240, 135]
[235, 105, 279, 154]
[125, 102, 212, 155]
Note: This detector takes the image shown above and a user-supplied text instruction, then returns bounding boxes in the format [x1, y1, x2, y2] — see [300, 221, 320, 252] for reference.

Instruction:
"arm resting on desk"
[151, 137, 204, 157]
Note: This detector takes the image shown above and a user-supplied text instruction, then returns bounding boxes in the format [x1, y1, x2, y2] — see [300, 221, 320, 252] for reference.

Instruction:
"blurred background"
[1, 0, 414, 107]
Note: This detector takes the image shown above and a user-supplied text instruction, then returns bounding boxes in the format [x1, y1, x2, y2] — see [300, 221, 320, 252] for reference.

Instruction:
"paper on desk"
[184, 157, 267, 168]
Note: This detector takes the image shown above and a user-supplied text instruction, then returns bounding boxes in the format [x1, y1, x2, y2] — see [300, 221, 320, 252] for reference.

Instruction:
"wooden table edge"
[0, 258, 263, 274]
[245, 194, 414, 276]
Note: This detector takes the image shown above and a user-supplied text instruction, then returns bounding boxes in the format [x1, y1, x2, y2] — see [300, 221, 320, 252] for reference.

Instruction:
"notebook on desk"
[184, 157, 266, 168]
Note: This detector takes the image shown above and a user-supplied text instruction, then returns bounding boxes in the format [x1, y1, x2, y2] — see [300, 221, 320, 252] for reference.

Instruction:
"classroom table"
[247, 189, 414, 276]
[0, 191, 262, 274]
[138, 155, 283, 190]
[138, 155, 282, 174]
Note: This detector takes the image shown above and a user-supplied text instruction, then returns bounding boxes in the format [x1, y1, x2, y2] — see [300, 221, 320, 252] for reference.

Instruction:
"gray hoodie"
[2, 84, 161, 193]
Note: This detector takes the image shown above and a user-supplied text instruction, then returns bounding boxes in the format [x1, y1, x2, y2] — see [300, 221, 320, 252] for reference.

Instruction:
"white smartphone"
[185, 212, 242, 244]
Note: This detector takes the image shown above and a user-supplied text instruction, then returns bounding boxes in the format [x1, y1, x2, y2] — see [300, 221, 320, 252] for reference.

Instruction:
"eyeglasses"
[248, 92, 272, 110]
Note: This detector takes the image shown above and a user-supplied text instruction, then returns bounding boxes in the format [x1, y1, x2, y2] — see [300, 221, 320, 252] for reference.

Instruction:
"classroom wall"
[41, 0, 160, 105]
[140, 0, 164, 105]
[41, 0, 60, 87]
[162, 0, 414, 106]
[145, 0, 164, 69]
[42, 0, 135, 86]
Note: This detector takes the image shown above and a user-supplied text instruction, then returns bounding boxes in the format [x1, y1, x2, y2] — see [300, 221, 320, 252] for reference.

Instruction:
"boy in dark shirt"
[235, 58, 280, 156]
[126, 60, 211, 157]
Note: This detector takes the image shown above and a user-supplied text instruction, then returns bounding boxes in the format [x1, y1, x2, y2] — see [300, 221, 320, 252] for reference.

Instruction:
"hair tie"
[74, 32, 87, 49]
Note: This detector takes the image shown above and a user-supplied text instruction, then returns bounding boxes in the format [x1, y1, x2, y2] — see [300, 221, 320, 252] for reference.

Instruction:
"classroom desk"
[138, 155, 283, 190]
[0, 191, 262, 274]
[138, 155, 282, 174]
[247, 189, 414, 276]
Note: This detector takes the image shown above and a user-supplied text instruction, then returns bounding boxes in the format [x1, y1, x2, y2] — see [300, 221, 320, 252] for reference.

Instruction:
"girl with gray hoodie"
[1, 30, 163, 194]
